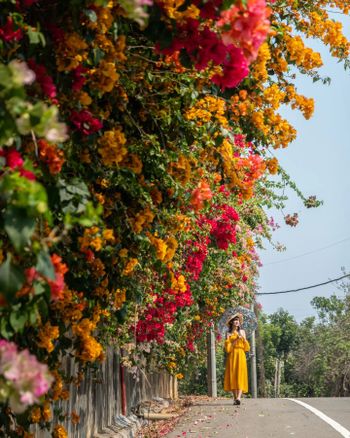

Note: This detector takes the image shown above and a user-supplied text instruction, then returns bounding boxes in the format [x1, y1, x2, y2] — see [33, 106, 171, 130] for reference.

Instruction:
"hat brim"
[226, 312, 243, 326]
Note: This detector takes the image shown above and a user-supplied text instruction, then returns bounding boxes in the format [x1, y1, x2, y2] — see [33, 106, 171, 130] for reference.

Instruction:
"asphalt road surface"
[165, 398, 350, 438]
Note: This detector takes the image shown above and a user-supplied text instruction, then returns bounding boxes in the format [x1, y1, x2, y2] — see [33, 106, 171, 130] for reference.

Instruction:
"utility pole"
[250, 328, 258, 398]
[207, 323, 217, 397]
[250, 303, 258, 398]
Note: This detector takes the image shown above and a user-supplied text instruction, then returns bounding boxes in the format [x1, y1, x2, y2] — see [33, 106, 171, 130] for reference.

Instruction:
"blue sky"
[257, 20, 350, 322]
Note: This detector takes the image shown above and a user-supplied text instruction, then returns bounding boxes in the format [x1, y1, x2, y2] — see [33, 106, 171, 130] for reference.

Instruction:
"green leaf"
[29, 306, 38, 325]
[27, 27, 46, 46]
[10, 309, 27, 332]
[36, 250, 55, 280]
[0, 256, 25, 298]
[34, 282, 45, 296]
[179, 49, 192, 69]
[27, 28, 40, 44]
[4, 207, 36, 250]
[92, 48, 105, 64]
[221, 0, 236, 10]
[37, 297, 48, 318]
[0, 318, 13, 340]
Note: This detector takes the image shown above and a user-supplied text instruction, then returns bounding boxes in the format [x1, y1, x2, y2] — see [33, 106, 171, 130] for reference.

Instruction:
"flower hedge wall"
[0, 0, 349, 435]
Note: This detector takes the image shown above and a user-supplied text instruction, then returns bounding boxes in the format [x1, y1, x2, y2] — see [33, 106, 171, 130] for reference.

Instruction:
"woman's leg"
[236, 389, 242, 400]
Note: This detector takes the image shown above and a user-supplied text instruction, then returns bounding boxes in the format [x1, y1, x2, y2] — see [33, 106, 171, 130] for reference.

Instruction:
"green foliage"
[0, 255, 25, 298]
[258, 280, 350, 397]
[179, 341, 229, 397]
[0, 61, 67, 146]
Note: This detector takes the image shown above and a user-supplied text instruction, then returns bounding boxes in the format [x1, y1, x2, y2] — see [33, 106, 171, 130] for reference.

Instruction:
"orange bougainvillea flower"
[37, 139, 65, 174]
[190, 180, 213, 211]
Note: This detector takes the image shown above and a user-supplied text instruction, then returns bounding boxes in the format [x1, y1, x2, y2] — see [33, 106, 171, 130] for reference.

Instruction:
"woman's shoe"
[234, 399, 241, 406]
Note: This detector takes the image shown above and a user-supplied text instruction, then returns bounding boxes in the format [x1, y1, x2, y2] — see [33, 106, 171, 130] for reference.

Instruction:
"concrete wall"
[35, 348, 177, 437]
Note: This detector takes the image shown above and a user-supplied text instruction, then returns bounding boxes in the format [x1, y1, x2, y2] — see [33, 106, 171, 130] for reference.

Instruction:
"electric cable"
[256, 273, 350, 296]
[264, 236, 350, 266]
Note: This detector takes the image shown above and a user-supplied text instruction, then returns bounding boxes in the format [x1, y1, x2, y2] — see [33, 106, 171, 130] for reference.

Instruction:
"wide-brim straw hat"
[226, 312, 243, 326]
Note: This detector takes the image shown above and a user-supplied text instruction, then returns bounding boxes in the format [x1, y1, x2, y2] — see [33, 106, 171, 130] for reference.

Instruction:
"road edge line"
[285, 398, 350, 438]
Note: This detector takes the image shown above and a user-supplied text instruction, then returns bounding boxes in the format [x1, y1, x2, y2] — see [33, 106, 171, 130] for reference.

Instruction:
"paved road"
[165, 398, 350, 438]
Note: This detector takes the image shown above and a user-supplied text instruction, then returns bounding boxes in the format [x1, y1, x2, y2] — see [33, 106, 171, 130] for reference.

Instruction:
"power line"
[256, 273, 350, 296]
[264, 236, 350, 266]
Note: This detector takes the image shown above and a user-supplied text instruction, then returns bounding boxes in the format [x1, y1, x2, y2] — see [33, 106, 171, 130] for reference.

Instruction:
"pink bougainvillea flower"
[0, 340, 53, 413]
[218, 0, 271, 62]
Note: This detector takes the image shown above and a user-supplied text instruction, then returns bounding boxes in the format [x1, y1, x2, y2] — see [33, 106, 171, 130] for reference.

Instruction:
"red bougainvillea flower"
[194, 27, 228, 70]
[234, 134, 246, 148]
[157, 19, 250, 90]
[27, 60, 57, 103]
[46, 23, 65, 43]
[211, 44, 249, 90]
[190, 180, 213, 211]
[199, 205, 240, 250]
[199, 0, 223, 20]
[3, 148, 24, 169]
[84, 249, 95, 262]
[157, 0, 270, 91]
[72, 66, 88, 91]
[136, 281, 193, 343]
[18, 168, 36, 180]
[70, 110, 103, 135]
[0, 17, 23, 42]
[25, 267, 38, 283]
[0, 147, 36, 180]
[47, 254, 68, 301]
[23, 258, 67, 301]
[20, 0, 40, 7]
[185, 240, 209, 280]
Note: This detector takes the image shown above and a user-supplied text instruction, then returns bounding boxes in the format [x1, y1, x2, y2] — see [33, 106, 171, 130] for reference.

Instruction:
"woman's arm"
[224, 337, 233, 353]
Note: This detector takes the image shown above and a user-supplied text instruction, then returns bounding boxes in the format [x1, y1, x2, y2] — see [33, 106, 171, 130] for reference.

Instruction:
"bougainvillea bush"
[0, 0, 349, 435]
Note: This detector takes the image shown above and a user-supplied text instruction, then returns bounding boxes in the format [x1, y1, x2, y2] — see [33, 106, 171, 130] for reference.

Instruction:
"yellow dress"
[224, 332, 250, 393]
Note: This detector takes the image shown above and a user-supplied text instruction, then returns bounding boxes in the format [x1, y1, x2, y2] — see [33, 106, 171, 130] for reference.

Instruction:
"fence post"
[119, 349, 127, 415]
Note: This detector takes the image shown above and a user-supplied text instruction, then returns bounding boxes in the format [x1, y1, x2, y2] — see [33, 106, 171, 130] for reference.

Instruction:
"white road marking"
[286, 398, 350, 438]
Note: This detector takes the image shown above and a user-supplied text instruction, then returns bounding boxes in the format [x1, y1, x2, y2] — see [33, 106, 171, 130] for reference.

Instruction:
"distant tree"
[290, 277, 350, 396]
[269, 309, 299, 358]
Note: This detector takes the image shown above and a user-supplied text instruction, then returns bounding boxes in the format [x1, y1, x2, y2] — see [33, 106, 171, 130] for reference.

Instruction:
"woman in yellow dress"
[224, 313, 250, 405]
